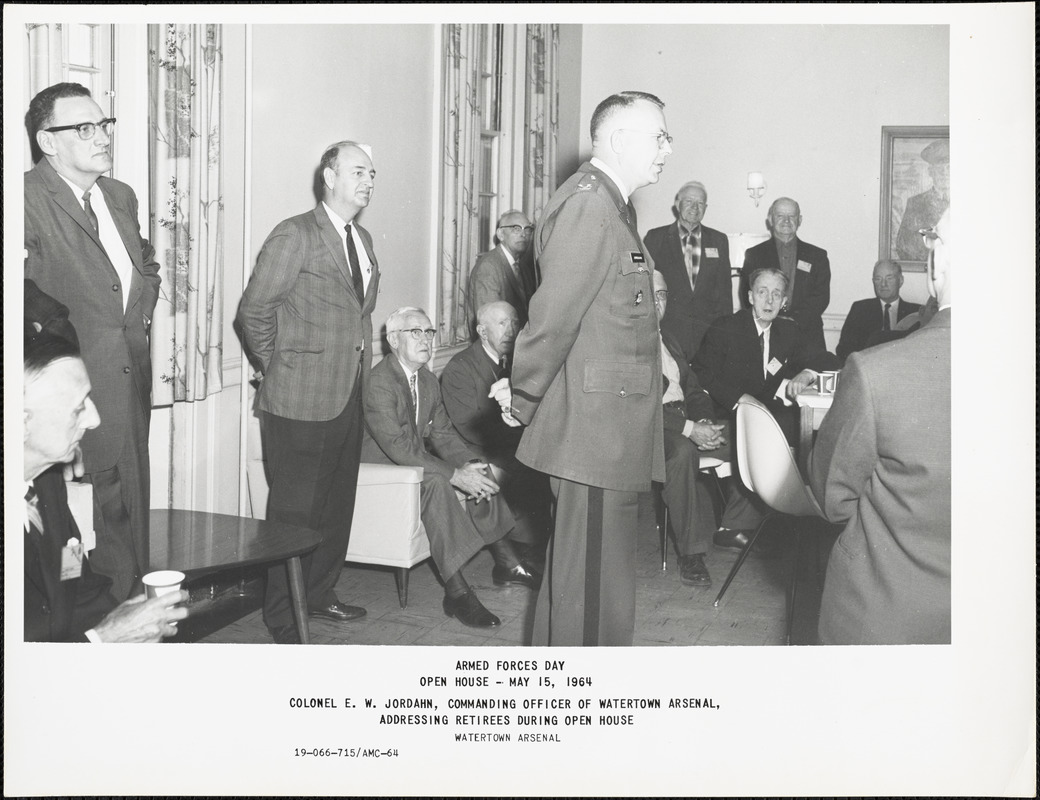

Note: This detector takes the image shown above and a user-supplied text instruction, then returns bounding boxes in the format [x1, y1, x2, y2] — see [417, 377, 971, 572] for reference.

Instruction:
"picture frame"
[878, 125, 950, 271]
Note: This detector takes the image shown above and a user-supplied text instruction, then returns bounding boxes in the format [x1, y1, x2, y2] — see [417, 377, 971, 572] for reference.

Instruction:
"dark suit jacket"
[693, 309, 839, 441]
[645, 222, 733, 363]
[440, 341, 521, 462]
[511, 161, 665, 492]
[836, 296, 921, 362]
[466, 245, 530, 335]
[361, 355, 477, 477]
[661, 330, 715, 437]
[740, 237, 830, 342]
[238, 206, 380, 422]
[24, 159, 160, 472]
[810, 308, 951, 644]
[24, 467, 117, 642]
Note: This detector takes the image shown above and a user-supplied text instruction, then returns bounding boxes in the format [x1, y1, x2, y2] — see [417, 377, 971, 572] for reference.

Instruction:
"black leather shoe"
[269, 624, 300, 644]
[713, 528, 752, 551]
[310, 601, 367, 623]
[492, 563, 541, 589]
[443, 591, 501, 628]
[679, 554, 712, 587]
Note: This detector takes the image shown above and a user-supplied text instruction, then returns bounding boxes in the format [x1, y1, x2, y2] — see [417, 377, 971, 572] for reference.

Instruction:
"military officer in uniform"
[503, 90, 672, 646]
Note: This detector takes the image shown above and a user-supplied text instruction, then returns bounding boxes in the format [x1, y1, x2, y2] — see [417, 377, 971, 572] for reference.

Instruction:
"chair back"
[735, 394, 823, 519]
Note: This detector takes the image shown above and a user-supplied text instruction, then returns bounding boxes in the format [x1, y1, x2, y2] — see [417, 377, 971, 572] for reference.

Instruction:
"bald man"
[238, 141, 380, 644]
[836, 259, 921, 362]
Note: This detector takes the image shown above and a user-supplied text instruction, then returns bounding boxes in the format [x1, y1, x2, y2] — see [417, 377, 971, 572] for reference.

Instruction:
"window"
[438, 23, 558, 347]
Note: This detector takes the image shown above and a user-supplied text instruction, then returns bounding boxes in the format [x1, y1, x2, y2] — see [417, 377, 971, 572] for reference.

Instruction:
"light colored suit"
[810, 308, 951, 644]
[25, 157, 160, 600]
[362, 355, 513, 580]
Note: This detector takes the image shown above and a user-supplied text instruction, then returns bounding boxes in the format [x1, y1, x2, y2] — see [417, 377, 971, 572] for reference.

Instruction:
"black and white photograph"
[4, 3, 1035, 797]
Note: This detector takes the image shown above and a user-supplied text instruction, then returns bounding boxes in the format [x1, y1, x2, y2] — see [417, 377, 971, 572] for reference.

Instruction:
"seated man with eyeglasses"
[362, 307, 540, 628]
[836, 259, 922, 362]
[465, 209, 537, 337]
[693, 268, 839, 552]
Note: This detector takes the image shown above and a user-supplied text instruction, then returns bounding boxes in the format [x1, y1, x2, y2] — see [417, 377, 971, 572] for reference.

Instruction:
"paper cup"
[143, 570, 185, 599]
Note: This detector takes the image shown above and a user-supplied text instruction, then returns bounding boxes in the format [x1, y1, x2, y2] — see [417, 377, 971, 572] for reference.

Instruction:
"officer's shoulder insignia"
[576, 173, 599, 192]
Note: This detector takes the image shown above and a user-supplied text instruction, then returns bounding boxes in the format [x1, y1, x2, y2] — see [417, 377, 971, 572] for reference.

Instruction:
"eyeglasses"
[500, 225, 535, 235]
[918, 227, 943, 250]
[44, 118, 117, 140]
[619, 129, 673, 148]
[654, 290, 669, 300]
[391, 328, 436, 341]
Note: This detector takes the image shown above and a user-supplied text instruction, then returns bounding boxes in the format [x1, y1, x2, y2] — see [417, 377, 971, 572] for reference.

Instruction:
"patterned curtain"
[148, 23, 224, 403]
[438, 23, 483, 346]
[524, 24, 559, 225]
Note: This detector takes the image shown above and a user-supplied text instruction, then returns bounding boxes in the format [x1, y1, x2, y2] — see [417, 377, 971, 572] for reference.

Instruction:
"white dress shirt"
[322, 202, 373, 294]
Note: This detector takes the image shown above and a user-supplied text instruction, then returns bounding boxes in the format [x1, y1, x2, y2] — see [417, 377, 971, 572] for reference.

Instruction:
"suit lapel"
[95, 179, 145, 318]
[496, 248, 527, 311]
[355, 221, 380, 310]
[312, 206, 357, 306]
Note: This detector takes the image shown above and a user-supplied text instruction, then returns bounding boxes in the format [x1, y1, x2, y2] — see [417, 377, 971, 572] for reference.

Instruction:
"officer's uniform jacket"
[510, 161, 665, 492]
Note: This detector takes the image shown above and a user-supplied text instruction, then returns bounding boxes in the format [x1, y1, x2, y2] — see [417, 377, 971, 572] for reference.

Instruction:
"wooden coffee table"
[149, 509, 322, 644]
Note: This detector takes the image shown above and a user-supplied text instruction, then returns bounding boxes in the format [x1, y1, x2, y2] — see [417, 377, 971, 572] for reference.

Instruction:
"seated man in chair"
[653, 271, 728, 588]
[362, 307, 540, 629]
[440, 300, 552, 564]
[693, 267, 839, 550]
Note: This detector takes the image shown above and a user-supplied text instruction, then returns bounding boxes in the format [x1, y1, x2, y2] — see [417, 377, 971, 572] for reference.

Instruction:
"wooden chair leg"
[394, 567, 410, 608]
[714, 514, 772, 608]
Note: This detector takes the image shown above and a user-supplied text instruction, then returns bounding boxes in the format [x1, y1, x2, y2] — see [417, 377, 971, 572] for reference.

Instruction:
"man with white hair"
[740, 196, 831, 350]
[811, 208, 951, 644]
[644, 181, 733, 363]
[363, 307, 538, 629]
[238, 141, 380, 644]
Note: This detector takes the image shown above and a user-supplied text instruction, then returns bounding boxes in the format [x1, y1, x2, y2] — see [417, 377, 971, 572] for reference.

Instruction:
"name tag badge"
[630, 251, 646, 263]
[60, 539, 84, 581]
[766, 357, 783, 376]
[705, 247, 720, 258]
[797, 260, 812, 272]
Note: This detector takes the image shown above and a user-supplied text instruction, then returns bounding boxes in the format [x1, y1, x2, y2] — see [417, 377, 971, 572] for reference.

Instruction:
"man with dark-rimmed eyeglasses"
[466, 209, 537, 336]
[24, 82, 161, 602]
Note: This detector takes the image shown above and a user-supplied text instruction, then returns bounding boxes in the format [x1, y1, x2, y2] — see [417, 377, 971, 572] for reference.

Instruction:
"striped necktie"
[25, 485, 43, 533]
[409, 372, 419, 426]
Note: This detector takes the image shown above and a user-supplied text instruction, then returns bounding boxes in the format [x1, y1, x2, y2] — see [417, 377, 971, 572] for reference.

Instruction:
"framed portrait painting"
[879, 125, 950, 271]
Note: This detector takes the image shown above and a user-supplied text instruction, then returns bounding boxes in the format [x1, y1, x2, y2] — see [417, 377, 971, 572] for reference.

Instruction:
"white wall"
[579, 24, 949, 322]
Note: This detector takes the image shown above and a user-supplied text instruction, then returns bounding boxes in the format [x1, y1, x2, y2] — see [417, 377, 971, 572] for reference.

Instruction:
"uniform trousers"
[420, 472, 512, 581]
[532, 478, 640, 646]
[260, 379, 363, 630]
[84, 392, 150, 601]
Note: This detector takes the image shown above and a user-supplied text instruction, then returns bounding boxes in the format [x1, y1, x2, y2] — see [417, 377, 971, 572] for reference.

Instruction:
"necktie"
[498, 354, 510, 378]
[25, 485, 43, 533]
[684, 228, 701, 289]
[83, 191, 99, 234]
[344, 223, 366, 304]
[882, 302, 892, 331]
[409, 372, 419, 426]
[759, 331, 768, 378]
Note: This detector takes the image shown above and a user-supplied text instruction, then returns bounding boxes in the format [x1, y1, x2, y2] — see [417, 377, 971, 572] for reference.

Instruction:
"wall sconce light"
[747, 172, 766, 207]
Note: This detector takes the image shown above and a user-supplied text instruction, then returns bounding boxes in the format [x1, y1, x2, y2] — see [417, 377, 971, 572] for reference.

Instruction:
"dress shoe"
[443, 591, 501, 628]
[713, 528, 752, 551]
[678, 554, 712, 587]
[309, 601, 367, 623]
[269, 624, 300, 645]
[492, 562, 541, 590]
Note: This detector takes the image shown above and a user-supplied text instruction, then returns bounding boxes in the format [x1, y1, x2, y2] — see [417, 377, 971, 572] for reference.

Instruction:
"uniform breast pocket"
[608, 260, 653, 319]
[583, 360, 652, 398]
